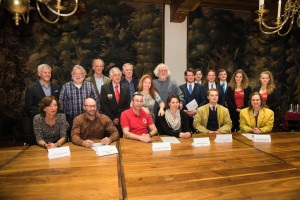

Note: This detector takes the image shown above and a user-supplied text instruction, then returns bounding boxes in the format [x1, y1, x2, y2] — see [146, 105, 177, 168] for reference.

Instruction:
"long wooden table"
[1, 132, 300, 199]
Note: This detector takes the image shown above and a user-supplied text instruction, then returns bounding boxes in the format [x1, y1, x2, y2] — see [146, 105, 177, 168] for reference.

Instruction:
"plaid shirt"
[59, 81, 99, 118]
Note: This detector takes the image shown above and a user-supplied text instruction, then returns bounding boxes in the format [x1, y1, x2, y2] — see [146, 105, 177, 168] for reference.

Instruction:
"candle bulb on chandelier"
[277, 0, 282, 18]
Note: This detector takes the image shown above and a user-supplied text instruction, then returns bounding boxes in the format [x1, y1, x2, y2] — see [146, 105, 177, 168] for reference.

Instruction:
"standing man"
[71, 98, 119, 148]
[59, 65, 99, 138]
[100, 67, 131, 137]
[86, 58, 111, 104]
[179, 68, 205, 133]
[153, 63, 185, 109]
[193, 88, 232, 133]
[121, 63, 139, 99]
[121, 94, 157, 143]
[25, 64, 60, 144]
[218, 68, 228, 95]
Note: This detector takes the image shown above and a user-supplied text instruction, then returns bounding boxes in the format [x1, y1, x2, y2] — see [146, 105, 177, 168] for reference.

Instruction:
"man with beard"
[59, 65, 99, 139]
[71, 98, 119, 147]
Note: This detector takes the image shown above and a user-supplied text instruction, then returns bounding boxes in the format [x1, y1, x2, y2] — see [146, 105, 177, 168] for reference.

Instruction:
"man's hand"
[113, 118, 119, 125]
[139, 134, 152, 143]
[82, 140, 94, 148]
[101, 137, 112, 145]
[252, 127, 262, 134]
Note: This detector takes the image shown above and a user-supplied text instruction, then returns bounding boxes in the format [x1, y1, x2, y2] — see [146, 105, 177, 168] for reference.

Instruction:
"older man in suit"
[100, 67, 131, 137]
[25, 64, 60, 144]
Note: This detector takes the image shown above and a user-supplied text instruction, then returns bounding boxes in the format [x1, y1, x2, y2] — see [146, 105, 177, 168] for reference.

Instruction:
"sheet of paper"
[214, 134, 232, 143]
[186, 99, 198, 111]
[91, 143, 105, 151]
[242, 133, 254, 141]
[252, 134, 271, 143]
[48, 146, 71, 159]
[96, 145, 118, 157]
[160, 137, 181, 144]
[192, 137, 210, 147]
[152, 142, 171, 151]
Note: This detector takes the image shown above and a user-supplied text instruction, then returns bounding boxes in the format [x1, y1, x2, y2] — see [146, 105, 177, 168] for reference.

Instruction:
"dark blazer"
[253, 87, 281, 110]
[156, 110, 190, 137]
[100, 82, 131, 120]
[179, 83, 205, 109]
[25, 81, 60, 116]
[201, 84, 225, 106]
[120, 78, 139, 90]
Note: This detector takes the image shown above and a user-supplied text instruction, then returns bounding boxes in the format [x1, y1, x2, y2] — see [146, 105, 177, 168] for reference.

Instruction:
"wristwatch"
[43, 143, 47, 148]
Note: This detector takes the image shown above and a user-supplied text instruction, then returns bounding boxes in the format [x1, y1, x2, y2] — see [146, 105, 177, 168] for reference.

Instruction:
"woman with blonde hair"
[135, 74, 165, 121]
[226, 69, 252, 132]
[253, 71, 280, 110]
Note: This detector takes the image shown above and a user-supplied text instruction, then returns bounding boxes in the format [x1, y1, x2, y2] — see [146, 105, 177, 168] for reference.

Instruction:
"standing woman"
[33, 96, 67, 149]
[136, 74, 165, 121]
[240, 92, 274, 133]
[156, 94, 191, 138]
[226, 69, 252, 132]
[254, 71, 280, 110]
[195, 68, 203, 85]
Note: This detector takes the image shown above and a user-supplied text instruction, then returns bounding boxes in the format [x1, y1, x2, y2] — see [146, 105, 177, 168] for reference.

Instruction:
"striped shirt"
[59, 81, 99, 118]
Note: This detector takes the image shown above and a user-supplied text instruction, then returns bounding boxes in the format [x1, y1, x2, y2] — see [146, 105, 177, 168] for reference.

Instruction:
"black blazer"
[179, 83, 205, 110]
[253, 87, 280, 110]
[156, 110, 190, 137]
[120, 78, 139, 91]
[226, 86, 252, 113]
[201, 84, 225, 106]
[25, 81, 60, 116]
[100, 82, 130, 120]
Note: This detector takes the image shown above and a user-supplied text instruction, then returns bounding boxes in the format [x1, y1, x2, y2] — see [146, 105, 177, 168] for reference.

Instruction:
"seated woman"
[135, 74, 165, 121]
[240, 92, 274, 133]
[253, 71, 280, 111]
[226, 69, 252, 132]
[33, 96, 67, 149]
[156, 94, 191, 138]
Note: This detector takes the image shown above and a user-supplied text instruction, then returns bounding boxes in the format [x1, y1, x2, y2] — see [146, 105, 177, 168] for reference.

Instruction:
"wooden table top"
[1, 132, 300, 200]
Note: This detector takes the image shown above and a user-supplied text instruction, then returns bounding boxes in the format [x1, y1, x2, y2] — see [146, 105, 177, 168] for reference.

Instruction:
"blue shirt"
[123, 79, 135, 98]
[39, 80, 51, 96]
[94, 74, 104, 94]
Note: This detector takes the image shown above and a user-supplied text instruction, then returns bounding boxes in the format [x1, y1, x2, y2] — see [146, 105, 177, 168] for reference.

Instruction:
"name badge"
[252, 134, 271, 143]
[192, 137, 210, 147]
[152, 142, 171, 151]
[107, 94, 113, 100]
[48, 146, 71, 159]
[214, 134, 232, 143]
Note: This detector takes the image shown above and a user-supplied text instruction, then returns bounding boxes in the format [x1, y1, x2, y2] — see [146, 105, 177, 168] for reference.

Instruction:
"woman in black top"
[226, 69, 252, 132]
[156, 94, 191, 138]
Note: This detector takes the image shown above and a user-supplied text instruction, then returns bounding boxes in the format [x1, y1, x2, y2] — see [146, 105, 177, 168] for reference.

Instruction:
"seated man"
[71, 98, 119, 148]
[121, 94, 157, 143]
[193, 88, 232, 133]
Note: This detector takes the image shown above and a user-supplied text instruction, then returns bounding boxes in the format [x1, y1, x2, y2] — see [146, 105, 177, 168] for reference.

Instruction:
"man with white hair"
[59, 65, 99, 138]
[25, 64, 60, 144]
[153, 63, 185, 109]
[100, 67, 131, 137]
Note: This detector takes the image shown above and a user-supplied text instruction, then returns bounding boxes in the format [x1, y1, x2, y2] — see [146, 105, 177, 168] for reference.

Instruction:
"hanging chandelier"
[255, 0, 300, 36]
[2, 0, 78, 25]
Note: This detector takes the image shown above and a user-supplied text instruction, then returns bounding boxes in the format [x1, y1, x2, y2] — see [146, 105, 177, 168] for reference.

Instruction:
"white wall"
[164, 5, 187, 86]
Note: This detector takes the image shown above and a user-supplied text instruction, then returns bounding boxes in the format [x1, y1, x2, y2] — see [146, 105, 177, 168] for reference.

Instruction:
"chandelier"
[255, 0, 300, 36]
[2, 0, 78, 25]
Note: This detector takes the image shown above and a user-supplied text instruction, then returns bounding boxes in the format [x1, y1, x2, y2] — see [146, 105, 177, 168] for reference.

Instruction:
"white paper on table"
[160, 137, 181, 144]
[96, 145, 118, 157]
[186, 99, 198, 111]
[242, 133, 254, 141]
[192, 137, 210, 147]
[152, 142, 171, 151]
[48, 146, 71, 159]
[91, 143, 105, 151]
[252, 134, 271, 143]
[214, 134, 232, 143]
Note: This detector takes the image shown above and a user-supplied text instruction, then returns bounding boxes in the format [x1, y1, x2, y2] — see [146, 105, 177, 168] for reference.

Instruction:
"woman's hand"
[158, 108, 165, 116]
[179, 132, 191, 138]
[142, 107, 151, 115]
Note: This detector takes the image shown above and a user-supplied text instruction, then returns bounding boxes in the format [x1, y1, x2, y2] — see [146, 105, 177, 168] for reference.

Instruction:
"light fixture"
[2, 0, 78, 25]
[255, 0, 300, 36]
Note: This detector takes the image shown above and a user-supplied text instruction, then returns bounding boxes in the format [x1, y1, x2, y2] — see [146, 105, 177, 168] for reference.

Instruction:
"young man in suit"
[218, 68, 228, 96]
[179, 68, 205, 133]
[25, 64, 60, 144]
[120, 63, 139, 99]
[100, 67, 131, 137]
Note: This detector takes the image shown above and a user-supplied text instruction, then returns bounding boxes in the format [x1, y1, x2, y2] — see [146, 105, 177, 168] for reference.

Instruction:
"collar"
[209, 104, 217, 110]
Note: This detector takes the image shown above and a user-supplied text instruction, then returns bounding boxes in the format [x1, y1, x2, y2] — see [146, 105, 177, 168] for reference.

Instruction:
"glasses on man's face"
[84, 105, 97, 108]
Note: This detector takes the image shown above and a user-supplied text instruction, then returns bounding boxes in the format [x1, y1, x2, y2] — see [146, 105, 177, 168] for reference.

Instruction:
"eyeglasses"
[84, 105, 97, 108]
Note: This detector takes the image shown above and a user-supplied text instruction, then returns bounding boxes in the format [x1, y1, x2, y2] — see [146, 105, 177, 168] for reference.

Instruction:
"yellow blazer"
[193, 104, 232, 133]
[239, 107, 274, 133]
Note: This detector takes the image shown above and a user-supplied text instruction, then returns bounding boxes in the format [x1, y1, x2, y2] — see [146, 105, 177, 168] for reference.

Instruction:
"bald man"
[71, 98, 119, 148]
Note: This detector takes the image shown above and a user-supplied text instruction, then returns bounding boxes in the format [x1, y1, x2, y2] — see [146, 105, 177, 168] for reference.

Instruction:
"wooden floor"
[1, 132, 300, 199]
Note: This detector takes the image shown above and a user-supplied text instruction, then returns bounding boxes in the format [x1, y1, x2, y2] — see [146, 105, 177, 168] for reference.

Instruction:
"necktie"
[115, 85, 120, 104]
[188, 84, 192, 95]
[222, 83, 225, 93]
[211, 84, 213, 89]
[212, 106, 216, 113]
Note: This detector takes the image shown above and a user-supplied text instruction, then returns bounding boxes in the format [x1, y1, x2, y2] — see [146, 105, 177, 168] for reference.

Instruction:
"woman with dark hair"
[155, 94, 191, 138]
[253, 71, 280, 110]
[226, 69, 252, 132]
[33, 96, 67, 149]
[240, 92, 274, 133]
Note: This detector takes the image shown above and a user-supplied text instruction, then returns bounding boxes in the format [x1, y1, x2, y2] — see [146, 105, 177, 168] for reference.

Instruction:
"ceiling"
[118, 0, 282, 22]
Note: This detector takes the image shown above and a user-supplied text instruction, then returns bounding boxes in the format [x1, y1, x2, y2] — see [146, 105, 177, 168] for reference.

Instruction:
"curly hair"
[259, 71, 275, 94]
[229, 69, 249, 89]
[137, 74, 157, 99]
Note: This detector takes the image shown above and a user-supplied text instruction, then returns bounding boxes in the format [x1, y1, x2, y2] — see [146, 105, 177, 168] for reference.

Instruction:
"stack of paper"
[93, 145, 118, 157]
[192, 137, 210, 147]
[160, 137, 181, 144]
[152, 142, 171, 151]
[48, 146, 71, 159]
[214, 134, 232, 143]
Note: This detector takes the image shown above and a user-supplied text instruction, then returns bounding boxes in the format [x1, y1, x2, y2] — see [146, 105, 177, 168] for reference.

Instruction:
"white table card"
[160, 137, 181, 144]
[214, 134, 232, 143]
[252, 134, 271, 143]
[192, 137, 210, 147]
[152, 142, 171, 151]
[242, 133, 254, 141]
[48, 146, 71, 159]
[96, 145, 118, 157]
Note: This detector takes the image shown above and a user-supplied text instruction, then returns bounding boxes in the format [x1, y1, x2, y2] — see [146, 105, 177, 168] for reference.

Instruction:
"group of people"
[25, 59, 279, 149]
